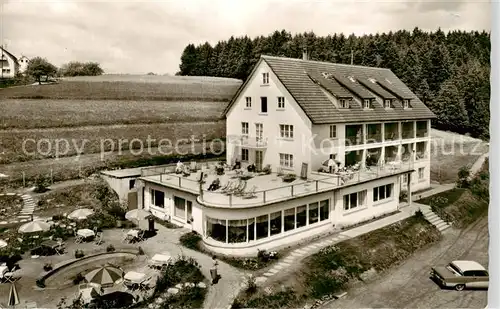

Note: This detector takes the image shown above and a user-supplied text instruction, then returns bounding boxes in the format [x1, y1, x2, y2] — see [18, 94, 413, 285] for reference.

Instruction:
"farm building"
[0, 47, 19, 79]
[18, 55, 29, 73]
[131, 52, 435, 256]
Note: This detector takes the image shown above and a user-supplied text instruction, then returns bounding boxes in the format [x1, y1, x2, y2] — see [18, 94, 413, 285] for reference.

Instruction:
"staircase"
[420, 205, 451, 232]
[18, 194, 36, 218]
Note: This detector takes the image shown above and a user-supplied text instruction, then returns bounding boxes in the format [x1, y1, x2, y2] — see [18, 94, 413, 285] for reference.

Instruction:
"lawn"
[0, 78, 241, 102]
[0, 121, 225, 163]
[429, 129, 488, 183]
[0, 100, 227, 129]
[232, 214, 441, 309]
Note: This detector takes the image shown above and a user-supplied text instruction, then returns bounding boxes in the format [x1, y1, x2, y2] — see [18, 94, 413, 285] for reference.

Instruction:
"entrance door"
[255, 150, 263, 171]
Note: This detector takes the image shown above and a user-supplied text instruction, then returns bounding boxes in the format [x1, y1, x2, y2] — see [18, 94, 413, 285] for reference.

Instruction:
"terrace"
[345, 125, 364, 146]
[384, 122, 399, 141]
[416, 121, 429, 138]
[402, 122, 415, 139]
[140, 161, 414, 208]
[366, 124, 382, 143]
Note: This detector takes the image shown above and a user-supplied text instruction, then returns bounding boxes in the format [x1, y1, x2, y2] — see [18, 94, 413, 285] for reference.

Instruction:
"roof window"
[368, 78, 377, 83]
[348, 76, 356, 83]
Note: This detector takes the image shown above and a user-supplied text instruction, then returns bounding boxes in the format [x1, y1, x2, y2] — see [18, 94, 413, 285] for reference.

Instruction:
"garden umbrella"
[85, 265, 123, 287]
[8, 283, 20, 307]
[68, 208, 94, 220]
[0, 239, 7, 249]
[125, 209, 150, 223]
[18, 220, 50, 234]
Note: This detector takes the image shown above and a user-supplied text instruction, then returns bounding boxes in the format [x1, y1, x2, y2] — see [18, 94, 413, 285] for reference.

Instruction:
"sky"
[0, 0, 491, 75]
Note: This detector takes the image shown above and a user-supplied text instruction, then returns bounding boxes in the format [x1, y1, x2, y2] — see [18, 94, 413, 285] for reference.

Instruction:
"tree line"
[178, 28, 490, 139]
[24, 57, 104, 84]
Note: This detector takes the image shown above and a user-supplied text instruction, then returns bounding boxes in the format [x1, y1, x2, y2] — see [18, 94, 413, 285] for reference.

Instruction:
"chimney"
[302, 47, 308, 61]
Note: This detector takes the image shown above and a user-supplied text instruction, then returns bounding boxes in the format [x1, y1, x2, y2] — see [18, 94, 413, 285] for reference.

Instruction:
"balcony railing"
[366, 133, 382, 143]
[402, 130, 415, 139]
[141, 160, 415, 208]
[416, 129, 428, 138]
[229, 135, 268, 148]
[345, 135, 363, 146]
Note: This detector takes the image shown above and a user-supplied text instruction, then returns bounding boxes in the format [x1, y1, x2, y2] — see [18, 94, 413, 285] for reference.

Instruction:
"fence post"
[316, 180, 318, 191]
[22, 172, 25, 188]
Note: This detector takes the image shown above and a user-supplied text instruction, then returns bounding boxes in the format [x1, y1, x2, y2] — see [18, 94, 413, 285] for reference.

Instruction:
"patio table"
[127, 229, 140, 238]
[150, 254, 171, 268]
[124, 271, 146, 288]
[77, 229, 95, 238]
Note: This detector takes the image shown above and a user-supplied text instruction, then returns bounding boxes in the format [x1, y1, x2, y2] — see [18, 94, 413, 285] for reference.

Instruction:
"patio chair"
[219, 182, 230, 191]
[221, 181, 236, 194]
[3, 271, 16, 283]
[94, 232, 104, 245]
[139, 276, 154, 291]
[232, 181, 248, 196]
[75, 231, 84, 244]
[224, 181, 242, 195]
[241, 186, 257, 199]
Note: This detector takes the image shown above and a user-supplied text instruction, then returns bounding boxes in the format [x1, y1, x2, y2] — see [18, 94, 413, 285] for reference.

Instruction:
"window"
[241, 122, 249, 135]
[262, 72, 269, 84]
[151, 189, 164, 208]
[279, 124, 294, 139]
[256, 214, 268, 240]
[277, 96, 285, 109]
[339, 99, 349, 109]
[129, 179, 136, 190]
[418, 167, 425, 180]
[260, 97, 268, 113]
[241, 148, 249, 161]
[308, 202, 319, 225]
[343, 190, 366, 210]
[363, 99, 371, 109]
[329, 125, 337, 138]
[319, 200, 329, 221]
[174, 196, 186, 219]
[255, 123, 263, 141]
[373, 184, 393, 202]
[270, 211, 282, 236]
[384, 99, 392, 108]
[284, 208, 295, 231]
[279, 153, 293, 168]
[296, 205, 307, 228]
[245, 97, 252, 108]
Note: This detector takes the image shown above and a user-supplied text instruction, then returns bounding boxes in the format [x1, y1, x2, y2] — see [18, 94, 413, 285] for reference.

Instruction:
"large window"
[343, 190, 367, 211]
[279, 124, 294, 139]
[270, 211, 282, 236]
[228, 220, 247, 243]
[151, 189, 164, 208]
[241, 148, 249, 162]
[245, 97, 252, 108]
[260, 97, 268, 113]
[308, 202, 319, 225]
[296, 205, 307, 228]
[279, 153, 293, 168]
[206, 217, 226, 242]
[373, 184, 393, 202]
[284, 208, 295, 231]
[329, 125, 337, 138]
[256, 214, 268, 240]
[319, 200, 329, 221]
[174, 196, 186, 219]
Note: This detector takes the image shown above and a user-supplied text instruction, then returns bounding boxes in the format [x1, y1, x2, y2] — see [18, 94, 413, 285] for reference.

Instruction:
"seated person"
[232, 158, 241, 170]
[247, 163, 256, 173]
[208, 178, 221, 191]
[175, 161, 184, 174]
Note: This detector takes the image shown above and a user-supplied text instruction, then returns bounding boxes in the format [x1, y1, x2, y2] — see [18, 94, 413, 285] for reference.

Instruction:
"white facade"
[18, 56, 29, 73]
[0, 48, 19, 78]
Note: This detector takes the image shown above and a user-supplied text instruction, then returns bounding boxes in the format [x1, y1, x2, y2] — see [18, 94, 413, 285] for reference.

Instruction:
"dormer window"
[363, 99, 371, 109]
[384, 99, 392, 108]
[348, 76, 356, 83]
[403, 99, 410, 109]
[262, 72, 269, 85]
[340, 99, 349, 109]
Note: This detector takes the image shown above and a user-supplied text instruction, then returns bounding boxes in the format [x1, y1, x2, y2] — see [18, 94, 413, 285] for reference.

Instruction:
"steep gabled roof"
[0, 47, 19, 65]
[376, 78, 413, 100]
[306, 70, 353, 99]
[223, 55, 436, 123]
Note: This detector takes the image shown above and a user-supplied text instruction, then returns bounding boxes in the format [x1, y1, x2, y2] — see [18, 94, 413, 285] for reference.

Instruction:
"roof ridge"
[260, 54, 392, 71]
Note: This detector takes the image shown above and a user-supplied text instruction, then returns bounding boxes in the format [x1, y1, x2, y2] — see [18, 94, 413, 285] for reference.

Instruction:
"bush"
[138, 247, 145, 255]
[244, 275, 257, 295]
[106, 245, 115, 252]
[414, 209, 424, 219]
[155, 256, 205, 294]
[262, 165, 272, 175]
[74, 249, 85, 258]
[34, 175, 50, 193]
[44, 263, 53, 271]
[282, 173, 296, 183]
[73, 273, 85, 285]
[180, 232, 202, 250]
[456, 165, 471, 188]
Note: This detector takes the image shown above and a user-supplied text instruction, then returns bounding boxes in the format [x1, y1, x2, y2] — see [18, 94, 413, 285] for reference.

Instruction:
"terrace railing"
[384, 131, 399, 141]
[194, 160, 414, 208]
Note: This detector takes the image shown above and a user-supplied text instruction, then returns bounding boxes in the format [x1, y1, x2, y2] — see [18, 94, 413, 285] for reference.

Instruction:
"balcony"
[139, 161, 415, 208]
[345, 125, 363, 146]
[384, 123, 399, 141]
[366, 124, 382, 144]
[416, 129, 428, 138]
[228, 135, 268, 149]
[402, 122, 414, 139]
[384, 145, 398, 163]
[415, 142, 427, 160]
[345, 135, 363, 146]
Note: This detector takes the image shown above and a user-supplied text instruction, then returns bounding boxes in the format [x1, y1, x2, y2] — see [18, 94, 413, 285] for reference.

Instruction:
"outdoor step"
[435, 221, 449, 229]
[428, 216, 442, 224]
[438, 224, 451, 232]
[425, 213, 439, 220]
[432, 219, 446, 227]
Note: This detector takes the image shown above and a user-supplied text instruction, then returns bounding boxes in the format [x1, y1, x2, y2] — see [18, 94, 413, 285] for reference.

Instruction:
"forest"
[178, 28, 490, 139]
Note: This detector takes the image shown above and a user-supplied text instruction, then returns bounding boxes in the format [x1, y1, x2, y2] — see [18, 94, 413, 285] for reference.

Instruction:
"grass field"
[429, 129, 488, 183]
[0, 100, 226, 129]
[0, 121, 225, 163]
[0, 77, 241, 101]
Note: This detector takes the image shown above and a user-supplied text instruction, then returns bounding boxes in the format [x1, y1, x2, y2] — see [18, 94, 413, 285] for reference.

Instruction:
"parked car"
[430, 260, 489, 290]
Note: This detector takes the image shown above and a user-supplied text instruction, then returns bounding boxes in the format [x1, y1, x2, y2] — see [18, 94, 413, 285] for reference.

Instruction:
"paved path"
[139, 224, 244, 309]
[468, 152, 489, 180]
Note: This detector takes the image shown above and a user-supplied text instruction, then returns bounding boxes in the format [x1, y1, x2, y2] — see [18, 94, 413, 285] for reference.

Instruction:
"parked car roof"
[451, 260, 486, 272]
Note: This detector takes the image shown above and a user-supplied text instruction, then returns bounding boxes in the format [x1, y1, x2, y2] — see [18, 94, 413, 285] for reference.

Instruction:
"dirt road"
[326, 216, 489, 309]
